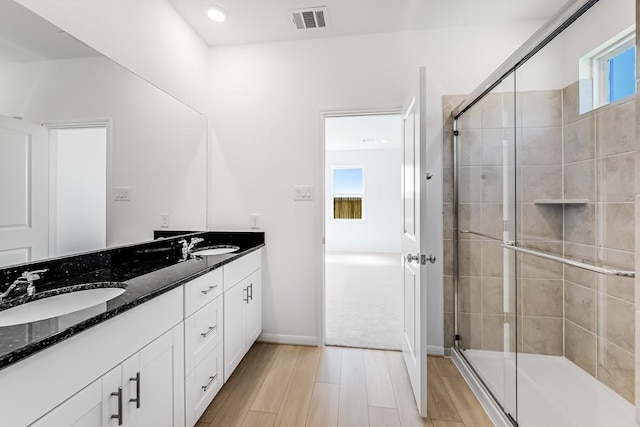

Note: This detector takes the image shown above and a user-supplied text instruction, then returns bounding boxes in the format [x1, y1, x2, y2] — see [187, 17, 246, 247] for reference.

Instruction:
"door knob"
[424, 254, 436, 264]
[406, 253, 420, 263]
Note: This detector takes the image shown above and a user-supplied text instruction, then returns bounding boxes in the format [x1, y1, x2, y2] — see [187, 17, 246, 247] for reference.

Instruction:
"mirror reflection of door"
[0, 116, 48, 267]
[49, 126, 107, 258]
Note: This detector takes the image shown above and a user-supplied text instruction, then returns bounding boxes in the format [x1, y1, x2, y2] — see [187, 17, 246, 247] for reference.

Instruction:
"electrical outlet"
[114, 187, 131, 201]
[160, 213, 170, 228]
[294, 185, 313, 201]
[250, 214, 260, 229]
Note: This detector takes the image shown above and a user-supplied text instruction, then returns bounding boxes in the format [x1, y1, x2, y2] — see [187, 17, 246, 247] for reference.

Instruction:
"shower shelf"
[533, 199, 589, 205]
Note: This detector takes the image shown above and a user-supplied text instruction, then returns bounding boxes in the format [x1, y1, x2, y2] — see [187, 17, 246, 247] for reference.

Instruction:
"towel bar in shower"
[459, 230, 505, 242]
[500, 244, 635, 278]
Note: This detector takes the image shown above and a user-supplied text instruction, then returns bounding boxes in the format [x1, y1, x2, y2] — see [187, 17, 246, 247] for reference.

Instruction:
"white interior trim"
[44, 119, 112, 255]
[316, 105, 404, 348]
[427, 345, 445, 356]
[257, 333, 318, 346]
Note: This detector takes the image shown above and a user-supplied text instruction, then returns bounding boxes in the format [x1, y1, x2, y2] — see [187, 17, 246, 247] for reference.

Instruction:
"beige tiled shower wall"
[562, 82, 636, 403]
[442, 85, 636, 403]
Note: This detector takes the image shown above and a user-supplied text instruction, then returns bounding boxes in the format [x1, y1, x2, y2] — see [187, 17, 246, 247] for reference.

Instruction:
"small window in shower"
[332, 167, 363, 219]
[581, 26, 636, 111]
[608, 45, 636, 103]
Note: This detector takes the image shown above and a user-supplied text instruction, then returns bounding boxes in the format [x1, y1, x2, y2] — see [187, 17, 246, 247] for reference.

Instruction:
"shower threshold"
[458, 349, 635, 427]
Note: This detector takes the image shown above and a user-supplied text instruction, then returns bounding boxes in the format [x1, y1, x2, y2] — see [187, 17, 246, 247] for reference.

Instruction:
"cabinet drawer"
[223, 249, 261, 292]
[186, 343, 224, 427]
[185, 268, 223, 317]
[185, 296, 223, 375]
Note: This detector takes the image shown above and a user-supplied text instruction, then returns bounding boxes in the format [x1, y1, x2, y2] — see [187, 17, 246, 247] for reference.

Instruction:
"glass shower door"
[455, 71, 518, 422]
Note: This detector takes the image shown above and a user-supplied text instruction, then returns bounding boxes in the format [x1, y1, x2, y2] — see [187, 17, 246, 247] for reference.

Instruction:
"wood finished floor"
[196, 344, 494, 427]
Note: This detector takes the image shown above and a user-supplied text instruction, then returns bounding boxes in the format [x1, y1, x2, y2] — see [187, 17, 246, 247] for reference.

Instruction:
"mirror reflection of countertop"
[0, 231, 264, 370]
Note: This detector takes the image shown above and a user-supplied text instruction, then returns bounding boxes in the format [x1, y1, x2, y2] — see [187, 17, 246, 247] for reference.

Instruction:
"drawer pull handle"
[243, 287, 249, 303]
[129, 371, 141, 408]
[202, 374, 218, 392]
[202, 285, 218, 295]
[201, 325, 217, 338]
[111, 387, 123, 425]
[248, 283, 253, 301]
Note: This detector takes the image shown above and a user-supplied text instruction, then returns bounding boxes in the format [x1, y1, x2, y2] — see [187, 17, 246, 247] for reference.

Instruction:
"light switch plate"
[114, 187, 131, 201]
[294, 185, 313, 201]
[250, 214, 260, 229]
[160, 213, 170, 228]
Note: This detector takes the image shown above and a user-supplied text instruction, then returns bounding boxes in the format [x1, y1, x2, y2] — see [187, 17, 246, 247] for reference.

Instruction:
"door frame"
[44, 119, 113, 256]
[316, 105, 404, 347]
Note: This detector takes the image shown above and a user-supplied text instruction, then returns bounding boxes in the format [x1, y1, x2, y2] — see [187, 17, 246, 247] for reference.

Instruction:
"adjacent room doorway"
[323, 113, 403, 350]
[48, 124, 108, 257]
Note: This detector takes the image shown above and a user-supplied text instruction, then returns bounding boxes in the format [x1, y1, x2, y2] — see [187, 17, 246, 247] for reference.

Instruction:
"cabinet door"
[244, 269, 262, 350]
[30, 381, 102, 427]
[185, 343, 224, 427]
[127, 325, 184, 427]
[224, 282, 246, 382]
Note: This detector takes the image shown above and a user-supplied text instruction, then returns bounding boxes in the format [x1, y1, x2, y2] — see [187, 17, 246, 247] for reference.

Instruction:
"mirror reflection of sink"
[0, 283, 127, 327]
[191, 245, 240, 256]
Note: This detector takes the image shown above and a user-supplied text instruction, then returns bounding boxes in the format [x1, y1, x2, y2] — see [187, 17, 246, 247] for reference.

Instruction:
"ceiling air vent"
[288, 7, 328, 30]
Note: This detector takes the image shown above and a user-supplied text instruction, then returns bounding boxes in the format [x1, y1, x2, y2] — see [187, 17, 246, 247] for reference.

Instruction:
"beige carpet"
[325, 252, 402, 350]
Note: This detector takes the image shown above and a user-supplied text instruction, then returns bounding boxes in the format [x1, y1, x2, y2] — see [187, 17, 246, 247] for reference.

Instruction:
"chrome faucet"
[189, 237, 204, 250]
[178, 237, 204, 261]
[0, 269, 48, 301]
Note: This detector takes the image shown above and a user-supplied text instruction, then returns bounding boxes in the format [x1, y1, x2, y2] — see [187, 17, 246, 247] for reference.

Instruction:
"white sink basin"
[0, 286, 126, 327]
[191, 245, 240, 256]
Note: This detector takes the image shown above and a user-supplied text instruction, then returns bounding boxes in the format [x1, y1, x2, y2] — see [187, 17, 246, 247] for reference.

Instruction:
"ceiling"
[0, 1, 97, 64]
[325, 115, 402, 151]
[168, 0, 566, 47]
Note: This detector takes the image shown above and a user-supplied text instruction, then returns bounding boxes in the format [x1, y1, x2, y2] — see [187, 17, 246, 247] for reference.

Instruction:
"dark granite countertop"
[0, 231, 264, 370]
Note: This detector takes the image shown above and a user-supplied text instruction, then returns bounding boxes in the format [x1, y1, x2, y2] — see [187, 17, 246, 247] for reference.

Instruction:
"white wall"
[325, 149, 401, 253]
[515, 0, 634, 91]
[207, 21, 545, 348]
[0, 56, 207, 248]
[14, 0, 209, 113]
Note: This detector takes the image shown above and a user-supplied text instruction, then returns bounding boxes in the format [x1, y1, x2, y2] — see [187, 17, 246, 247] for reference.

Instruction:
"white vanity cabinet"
[182, 268, 225, 426]
[0, 287, 184, 427]
[31, 323, 184, 427]
[223, 249, 262, 381]
[1, 247, 263, 427]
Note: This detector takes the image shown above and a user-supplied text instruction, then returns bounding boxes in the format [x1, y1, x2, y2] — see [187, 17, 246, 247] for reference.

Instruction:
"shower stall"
[444, 0, 637, 425]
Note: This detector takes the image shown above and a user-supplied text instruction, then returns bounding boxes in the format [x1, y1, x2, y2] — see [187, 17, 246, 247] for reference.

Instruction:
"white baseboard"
[427, 345, 445, 356]
[257, 333, 318, 346]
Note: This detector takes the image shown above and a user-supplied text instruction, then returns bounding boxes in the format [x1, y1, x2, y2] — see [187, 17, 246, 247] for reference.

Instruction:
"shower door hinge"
[506, 412, 518, 426]
[455, 334, 461, 341]
[453, 130, 459, 136]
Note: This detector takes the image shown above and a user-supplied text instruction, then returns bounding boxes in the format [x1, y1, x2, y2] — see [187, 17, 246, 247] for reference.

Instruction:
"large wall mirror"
[0, 0, 207, 267]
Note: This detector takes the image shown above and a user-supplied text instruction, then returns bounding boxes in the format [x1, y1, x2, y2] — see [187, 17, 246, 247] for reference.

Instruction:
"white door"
[0, 115, 48, 267]
[401, 67, 428, 416]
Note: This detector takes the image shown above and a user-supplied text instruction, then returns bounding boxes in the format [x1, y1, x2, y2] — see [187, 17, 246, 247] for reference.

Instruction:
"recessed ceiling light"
[206, 7, 226, 23]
